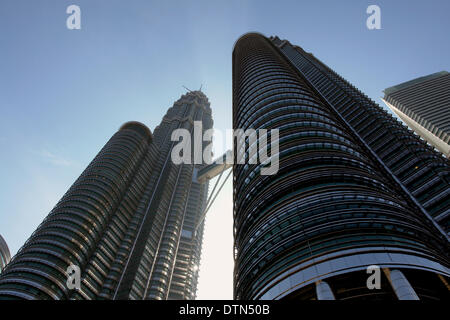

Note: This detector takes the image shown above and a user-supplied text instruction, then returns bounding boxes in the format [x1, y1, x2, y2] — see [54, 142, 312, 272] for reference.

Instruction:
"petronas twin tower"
[0, 91, 212, 300]
[0, 34, 448, 300]
[233, 34, 449, 300]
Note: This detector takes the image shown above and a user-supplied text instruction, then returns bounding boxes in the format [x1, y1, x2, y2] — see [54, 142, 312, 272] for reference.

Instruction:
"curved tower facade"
[0, 91, 212, 300]
[272, 38, 450, 236]
[117, 91, 212, 300]
[232, 33, 450, 300]
[381, 71, 450, 158]
[0, 235, 10, 273]
[0, 121, 155, 299]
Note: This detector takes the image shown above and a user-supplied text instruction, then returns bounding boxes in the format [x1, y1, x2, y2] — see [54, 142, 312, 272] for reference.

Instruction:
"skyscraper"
[0, 235, 10, 273]
[0, 91, 212, 300]
[381, 71, 450, 158]
[232, 33, 450, 300]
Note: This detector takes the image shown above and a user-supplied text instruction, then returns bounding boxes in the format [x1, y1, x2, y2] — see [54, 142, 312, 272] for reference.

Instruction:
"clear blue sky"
[0, 0, 448, 299]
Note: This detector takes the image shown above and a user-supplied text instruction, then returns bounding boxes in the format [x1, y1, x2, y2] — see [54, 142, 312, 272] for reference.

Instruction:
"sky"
[0, 0, 448, 300]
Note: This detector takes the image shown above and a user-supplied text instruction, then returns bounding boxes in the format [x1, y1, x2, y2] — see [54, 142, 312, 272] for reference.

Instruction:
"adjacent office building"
[0, 235, 10, 273]
[0, 91, 212, 300]
[382, 71, 450, 158]
[232, 33, 450, 300]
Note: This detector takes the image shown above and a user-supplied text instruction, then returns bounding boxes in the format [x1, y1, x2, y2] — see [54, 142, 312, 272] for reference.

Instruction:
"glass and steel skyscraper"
[232, 33, 450, 300]
[0, 235, 10, 273]
[0, 91, 212, 300]
[381, 71, 450, 158]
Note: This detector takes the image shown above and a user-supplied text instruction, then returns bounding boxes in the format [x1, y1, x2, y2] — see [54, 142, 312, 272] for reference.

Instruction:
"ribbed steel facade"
[0, 235, 10, 273]
[232, 33, 450, 300]
[382, 71, 450, 158]
[271, 38, 450, 237]
[0, 91, 212, 300]
[120, 91, 212, 300]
